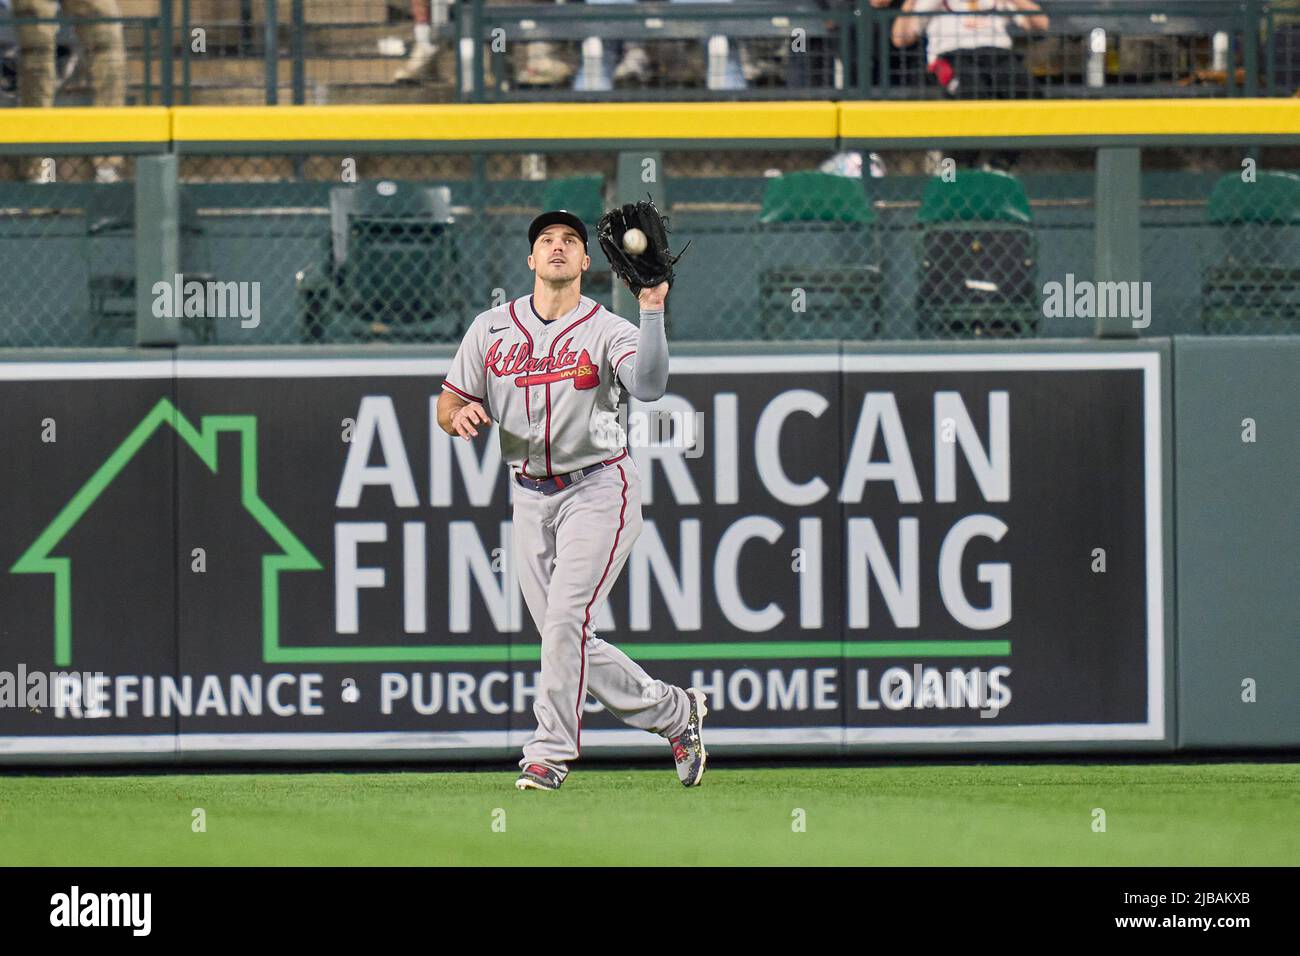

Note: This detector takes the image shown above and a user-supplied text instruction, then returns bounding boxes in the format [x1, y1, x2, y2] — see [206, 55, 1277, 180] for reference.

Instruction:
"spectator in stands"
[892, 0, 1048, 170]
[2, 0, 78, 102]
[14, 0, 125, 181]
[393, 0, 450, 85]
[572, 0, 754, 91]
[505, 0, 577, 87]
[572, 0, 650, 90]
[866, 0, 925, 89]
[671, 0, 754, 90]
[1271, 0, 1300, 93]
[393, 0, 579, 89]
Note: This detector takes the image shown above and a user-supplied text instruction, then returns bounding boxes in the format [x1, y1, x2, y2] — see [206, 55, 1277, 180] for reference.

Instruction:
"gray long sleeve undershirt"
[616, 308, 669, 402]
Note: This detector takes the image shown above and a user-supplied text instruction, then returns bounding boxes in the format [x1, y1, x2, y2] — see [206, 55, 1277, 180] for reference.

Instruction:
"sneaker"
[613, 44, 650, 85]
[739, 44, 783, 84]
[515, 762, 563, 791]
[394, 42, 438, 84]
[669, 688, 708, 787]
[516, 44, 574, 87]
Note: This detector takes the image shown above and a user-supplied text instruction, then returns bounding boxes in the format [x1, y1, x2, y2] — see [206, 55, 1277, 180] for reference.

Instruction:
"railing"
[0, 13, 167, 104]
[467, 1, 855, 101]
[1, 2, 1298, 107]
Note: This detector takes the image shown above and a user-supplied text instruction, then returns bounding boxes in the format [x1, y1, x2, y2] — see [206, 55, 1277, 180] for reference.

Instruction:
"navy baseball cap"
[528, 209, 588, 248]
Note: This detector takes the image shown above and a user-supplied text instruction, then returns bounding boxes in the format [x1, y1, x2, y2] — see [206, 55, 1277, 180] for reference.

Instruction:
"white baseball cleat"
[515, 763, 563, 791]
[669, 688, 708, 787]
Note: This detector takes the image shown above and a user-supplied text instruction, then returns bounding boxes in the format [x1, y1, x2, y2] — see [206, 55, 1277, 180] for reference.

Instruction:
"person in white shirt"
[866, 0, 927, 90]
[892, 0, 1049, 169]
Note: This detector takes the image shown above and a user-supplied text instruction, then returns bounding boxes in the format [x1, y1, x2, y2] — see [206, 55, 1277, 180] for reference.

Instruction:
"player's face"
[530, 227, 588, 283]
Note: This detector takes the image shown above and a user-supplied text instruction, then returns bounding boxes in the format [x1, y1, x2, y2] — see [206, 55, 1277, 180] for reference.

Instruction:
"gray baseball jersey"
[442, 293, 644, 477]
[442, 290, 688, 779]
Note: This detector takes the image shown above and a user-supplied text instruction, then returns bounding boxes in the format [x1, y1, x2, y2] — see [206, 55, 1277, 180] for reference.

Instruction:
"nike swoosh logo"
[489, 325, 509, 333]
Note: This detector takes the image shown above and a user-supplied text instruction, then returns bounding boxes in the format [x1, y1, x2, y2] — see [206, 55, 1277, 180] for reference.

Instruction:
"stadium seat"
[915, 170, 1039, 339]
[299, 180, 464, 343]
[1200, 171, 1300, 334]
[756, 170, 882, 341]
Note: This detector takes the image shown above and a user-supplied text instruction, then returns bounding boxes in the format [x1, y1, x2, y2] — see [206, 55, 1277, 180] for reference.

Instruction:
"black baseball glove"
[597, 197, 691, 297]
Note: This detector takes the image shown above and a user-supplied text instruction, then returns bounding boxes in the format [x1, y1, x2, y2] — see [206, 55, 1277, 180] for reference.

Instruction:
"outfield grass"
[1, 763, 1296, 866]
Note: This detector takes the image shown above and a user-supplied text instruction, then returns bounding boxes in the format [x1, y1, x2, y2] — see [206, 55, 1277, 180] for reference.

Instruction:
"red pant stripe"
[575, 463, 629, 757]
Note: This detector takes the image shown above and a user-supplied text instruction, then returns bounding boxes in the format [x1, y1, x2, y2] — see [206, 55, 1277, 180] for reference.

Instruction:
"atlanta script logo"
[485, 336, 599, 391]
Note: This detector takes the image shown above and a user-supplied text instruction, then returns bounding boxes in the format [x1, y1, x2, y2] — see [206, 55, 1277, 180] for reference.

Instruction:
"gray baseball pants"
[512, 458, 689, 778]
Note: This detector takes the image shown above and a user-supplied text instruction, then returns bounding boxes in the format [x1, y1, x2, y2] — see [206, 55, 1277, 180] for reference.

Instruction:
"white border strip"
[667, 353, 1163, 375]
[0, 734, 176, 755]
[839, 352, 1157, 372]
[0, 729, 840, 754]
[176, 731, 509, 752]
[0, 359, 454, 381]
[0, 722, 1162, 754]
[173, 358, 451, 378]
[0, 361, 172, 381]
[1143, 349, 1166, 739]
[670, 355, 841, 373]
[844, 723, 1162, 744]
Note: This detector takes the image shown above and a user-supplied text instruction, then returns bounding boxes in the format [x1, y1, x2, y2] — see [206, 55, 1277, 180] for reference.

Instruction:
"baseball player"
[435, 209, 707, 791]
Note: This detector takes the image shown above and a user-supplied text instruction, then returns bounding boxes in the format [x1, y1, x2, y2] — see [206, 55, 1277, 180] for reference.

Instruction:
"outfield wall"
[1174, 337, 1300, 750]
[0, 336, 1293, 764]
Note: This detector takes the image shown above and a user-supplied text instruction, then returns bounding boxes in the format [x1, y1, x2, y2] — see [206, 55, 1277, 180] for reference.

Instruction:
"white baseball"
[622, 228, 648, 255]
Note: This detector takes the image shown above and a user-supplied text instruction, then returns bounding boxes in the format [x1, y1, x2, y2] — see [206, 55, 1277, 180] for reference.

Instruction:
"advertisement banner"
[0, 352, 1164, 759]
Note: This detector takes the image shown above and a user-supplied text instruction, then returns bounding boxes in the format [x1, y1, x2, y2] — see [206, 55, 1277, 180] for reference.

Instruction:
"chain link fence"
[182, 146, 1101, 345]
[1142, 147, 1300, 335]
[0, 155, 139, 347]
[4, 141, 1300, 346]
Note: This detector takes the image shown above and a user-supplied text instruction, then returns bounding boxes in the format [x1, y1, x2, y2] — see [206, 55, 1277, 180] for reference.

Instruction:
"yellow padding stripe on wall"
[839, 99, 1300, 139]
[1, 107, 171, 144]
[3, 99, 1298, 146]
[170, 102, 840, 142]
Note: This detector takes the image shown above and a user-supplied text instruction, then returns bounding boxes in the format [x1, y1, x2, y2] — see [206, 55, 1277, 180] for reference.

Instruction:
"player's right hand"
[451, 402, 491, 439]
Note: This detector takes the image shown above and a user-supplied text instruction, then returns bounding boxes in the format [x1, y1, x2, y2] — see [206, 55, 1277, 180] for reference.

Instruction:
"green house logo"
[11, 397, 322, 667]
